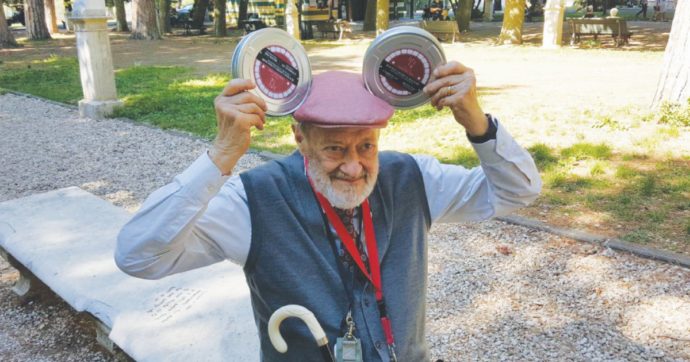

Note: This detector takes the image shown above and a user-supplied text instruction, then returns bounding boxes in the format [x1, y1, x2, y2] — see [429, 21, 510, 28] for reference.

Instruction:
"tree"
[191, 0, 209, 33]
[131, 0, 161, 39]
[448, 0, 472, 32]
[158, 0, 171, 33]
[114, 0, 129, 32]
[363, 0, 375, 31]
[483, 0, 494, 21]
[44, 0, 57, 33]
[238, 0, 248, 24]
[25, 0, 51, 40]
[214, 0, 227, 36]
[0, 0, 19, 48]
[653, 0, 690, 107]
[375, 0, 388, 33]
[497, 0, 525, 44]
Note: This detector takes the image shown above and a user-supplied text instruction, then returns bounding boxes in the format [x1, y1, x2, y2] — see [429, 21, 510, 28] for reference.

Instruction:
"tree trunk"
[25, 0, 52, 40]
[115, 0, 130, 32]
[44, 0, 57, 33]
[376, 0, 388, 33]
[158, 0, 171, 33]
[214, 0, 227, 36]
[497, 0, 524, 44]
[191, 0, 209, 32]
[653, 0, 690, 107]
[363, 0, 375, 31]
[0, 2, 19, 48]
[238, 0, 248, 23]
[449, 0, 472, 32]
[483, 0, 494, 21]
[131, 0, 161, 40]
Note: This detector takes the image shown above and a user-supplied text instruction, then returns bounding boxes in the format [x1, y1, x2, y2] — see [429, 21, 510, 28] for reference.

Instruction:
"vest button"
[375, 341, 382, 349]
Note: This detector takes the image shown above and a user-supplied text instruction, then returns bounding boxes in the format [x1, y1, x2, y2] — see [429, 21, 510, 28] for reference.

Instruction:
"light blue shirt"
[115, 121, 542, 279]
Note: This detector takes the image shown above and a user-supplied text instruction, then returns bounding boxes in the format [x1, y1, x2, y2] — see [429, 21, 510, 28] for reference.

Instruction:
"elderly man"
[115, 62, 541, 361]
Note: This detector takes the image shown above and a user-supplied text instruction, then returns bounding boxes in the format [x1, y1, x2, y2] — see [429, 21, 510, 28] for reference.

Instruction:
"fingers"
[236, 112, 265, 131]
[426, 61, 470, 86]
[436, 81, 472, 109]
[225, 91, 268, 111]
[433, 61, 470, 79]
[237, 103, 266, 130]
[426, 73, 465, 104]
[424, 64, 474, 95]
[219, 79, 269, 111]
[237, 102, 266, 119]
[215, 85, 268, 112]
[428, 73, 473, 108]
[221, 78, 256, 97]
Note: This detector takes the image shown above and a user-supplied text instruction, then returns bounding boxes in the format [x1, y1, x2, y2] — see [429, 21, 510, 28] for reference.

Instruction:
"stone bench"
[420, 20, 460, 43]
[568, 18, 632, 47]
[0, 187, 259, 361]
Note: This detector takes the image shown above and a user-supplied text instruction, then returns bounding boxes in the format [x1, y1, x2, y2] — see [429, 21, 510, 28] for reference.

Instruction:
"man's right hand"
[209, 79, 267, 175]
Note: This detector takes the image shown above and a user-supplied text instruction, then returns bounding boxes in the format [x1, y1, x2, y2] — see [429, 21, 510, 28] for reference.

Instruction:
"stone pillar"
[542, 0, 566, 49]
[286, 0, 301, 40]
[70, 0, 122, 119]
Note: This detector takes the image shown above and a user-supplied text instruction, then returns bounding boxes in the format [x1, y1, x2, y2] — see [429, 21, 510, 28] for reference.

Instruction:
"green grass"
[0, 56, 83, 104]
[2, 55, 689, 249]
[532, 142, 690, 246]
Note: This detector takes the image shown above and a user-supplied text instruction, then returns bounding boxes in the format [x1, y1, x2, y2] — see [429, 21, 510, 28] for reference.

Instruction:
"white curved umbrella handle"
[268, 304, 328, 353]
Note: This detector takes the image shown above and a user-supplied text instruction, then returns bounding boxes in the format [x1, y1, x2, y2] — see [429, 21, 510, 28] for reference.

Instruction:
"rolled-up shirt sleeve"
[413, 119, 542, 224]
[114, 152, 252, 280]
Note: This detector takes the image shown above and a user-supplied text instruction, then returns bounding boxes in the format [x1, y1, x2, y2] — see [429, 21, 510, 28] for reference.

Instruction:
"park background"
[0, 0, 689, 360]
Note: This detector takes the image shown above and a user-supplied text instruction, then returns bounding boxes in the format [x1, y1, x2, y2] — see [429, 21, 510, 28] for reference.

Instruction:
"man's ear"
[292, 123, 304, 144]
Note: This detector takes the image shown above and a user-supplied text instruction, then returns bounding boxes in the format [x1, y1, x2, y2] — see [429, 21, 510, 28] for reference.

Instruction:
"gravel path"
[1, 93, 689, 361]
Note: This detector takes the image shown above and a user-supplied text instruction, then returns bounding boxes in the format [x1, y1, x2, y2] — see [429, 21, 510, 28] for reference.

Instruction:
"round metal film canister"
[231, 28, 312, 116]
[363, 26, 446, 109]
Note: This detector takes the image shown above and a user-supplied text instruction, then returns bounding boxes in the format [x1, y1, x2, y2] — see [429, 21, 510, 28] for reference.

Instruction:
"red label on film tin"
[254, 46, 299, 100]
[363, 26, 446, 109]
[378, 48, 431, 96]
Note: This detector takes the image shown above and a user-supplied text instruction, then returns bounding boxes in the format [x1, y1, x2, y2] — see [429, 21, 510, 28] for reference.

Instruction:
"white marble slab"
[0, 187, 260, 361]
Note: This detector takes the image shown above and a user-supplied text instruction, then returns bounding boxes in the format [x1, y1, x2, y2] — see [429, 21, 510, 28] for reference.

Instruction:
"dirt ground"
[3, 20, 686, 249]
[1, 19, 687, 361]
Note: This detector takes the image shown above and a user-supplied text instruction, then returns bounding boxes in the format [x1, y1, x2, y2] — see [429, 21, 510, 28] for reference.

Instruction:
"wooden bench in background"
[315, 19, 352, 40]
[568, 18, 632, 47]
[420, 20, 460, 43]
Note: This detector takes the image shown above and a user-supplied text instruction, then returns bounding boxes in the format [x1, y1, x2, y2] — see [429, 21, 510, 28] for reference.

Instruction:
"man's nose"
[339, 151, 363, 178]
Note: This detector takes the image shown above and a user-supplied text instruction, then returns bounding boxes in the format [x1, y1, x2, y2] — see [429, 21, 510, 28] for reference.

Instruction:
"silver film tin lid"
[231, 28, 312, 116]
[363, 26, 446, 109]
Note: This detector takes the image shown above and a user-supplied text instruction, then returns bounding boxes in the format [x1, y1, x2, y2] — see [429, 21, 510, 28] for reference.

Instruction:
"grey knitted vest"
[240, 151, 431, 361]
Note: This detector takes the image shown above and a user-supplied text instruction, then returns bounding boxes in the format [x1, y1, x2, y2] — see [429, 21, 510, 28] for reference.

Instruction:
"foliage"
[657, 99, 690, 127]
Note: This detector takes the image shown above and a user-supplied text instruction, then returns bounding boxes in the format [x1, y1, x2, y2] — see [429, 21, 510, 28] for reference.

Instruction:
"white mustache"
[331, 170, 367, 181]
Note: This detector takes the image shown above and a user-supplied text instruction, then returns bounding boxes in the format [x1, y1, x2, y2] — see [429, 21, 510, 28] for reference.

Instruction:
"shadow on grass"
[526, 142, 690, 250]
[115, 68, 226, 139]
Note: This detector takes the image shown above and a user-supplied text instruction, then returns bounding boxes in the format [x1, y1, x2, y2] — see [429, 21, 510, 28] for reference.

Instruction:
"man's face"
[296, 125, 380, 209]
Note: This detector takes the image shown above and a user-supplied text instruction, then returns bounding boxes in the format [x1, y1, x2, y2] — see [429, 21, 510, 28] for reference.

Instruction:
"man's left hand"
[423, 61, 488, 137]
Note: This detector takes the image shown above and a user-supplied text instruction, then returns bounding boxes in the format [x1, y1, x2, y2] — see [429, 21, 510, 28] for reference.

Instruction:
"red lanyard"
[304, 158, 397, 359]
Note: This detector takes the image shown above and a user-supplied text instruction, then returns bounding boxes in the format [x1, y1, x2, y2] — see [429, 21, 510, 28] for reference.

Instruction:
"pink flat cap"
[293, 71, 394, 128]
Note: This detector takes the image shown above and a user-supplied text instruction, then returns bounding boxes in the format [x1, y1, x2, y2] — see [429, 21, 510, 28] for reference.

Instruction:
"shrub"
[657, 99, 690, 127]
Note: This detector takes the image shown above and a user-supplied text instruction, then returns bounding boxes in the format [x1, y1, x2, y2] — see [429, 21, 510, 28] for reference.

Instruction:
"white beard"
[307, 158, 378, 209]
